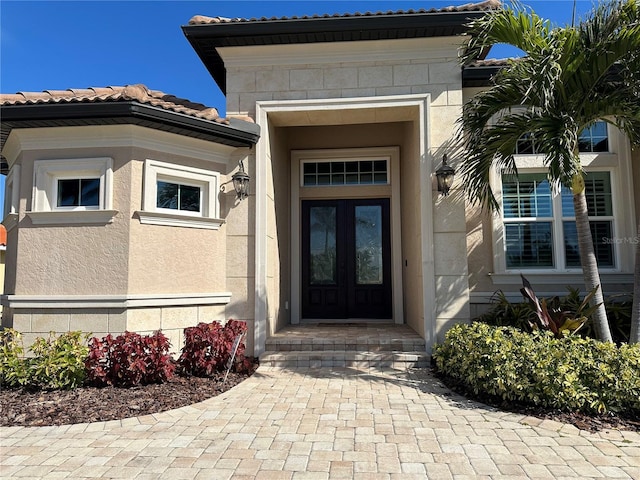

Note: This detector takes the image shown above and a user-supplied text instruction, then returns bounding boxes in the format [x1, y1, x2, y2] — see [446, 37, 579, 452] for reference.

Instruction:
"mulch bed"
[0, 366, 257, 427]
[2, 364, 638, 433]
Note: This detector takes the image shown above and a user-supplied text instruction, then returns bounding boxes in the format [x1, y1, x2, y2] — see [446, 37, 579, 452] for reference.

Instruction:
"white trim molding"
[139, 159, 222, 229]
[27, 210, 118, 225]
[490, 142, 637, 276]
[32, 157, 114, 212]
[3, 124, 237, 166]
[2, 292, 232, 309]
[256, 94, 433, 355]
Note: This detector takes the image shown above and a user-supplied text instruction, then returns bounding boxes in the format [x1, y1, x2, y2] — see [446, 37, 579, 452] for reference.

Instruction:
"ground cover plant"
[0, 320, 257, 426]
[433, 322, 640, 417]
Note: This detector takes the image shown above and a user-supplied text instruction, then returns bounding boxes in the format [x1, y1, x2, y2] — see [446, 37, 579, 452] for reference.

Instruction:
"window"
[578, 122, 609, 152]
[302, 160, 388, 186]
[156, 181, 201, 213]
[501, 171, 615, 270]
[515, 121, 609, 154]
[138, 159, 222, 230]
[57, 178, 100, 208]
[29, 157, 115, 225]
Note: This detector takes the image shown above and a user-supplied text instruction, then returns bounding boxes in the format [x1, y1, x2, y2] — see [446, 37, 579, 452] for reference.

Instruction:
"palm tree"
[459, 0, 640, 341]
[632, 222, 640, 343]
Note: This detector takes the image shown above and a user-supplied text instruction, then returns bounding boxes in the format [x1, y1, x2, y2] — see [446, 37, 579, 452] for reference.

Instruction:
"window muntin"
[57, 178, 100, 208]
[501, 171, 615, 269]
[579, 122, 609, 152]
[302, 160, 388, 186]
[515, 121, 609, 154]
[156, 181, 201, 213]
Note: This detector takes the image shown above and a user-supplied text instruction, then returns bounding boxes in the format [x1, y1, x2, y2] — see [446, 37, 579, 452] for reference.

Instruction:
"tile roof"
[0, 84, 253, 125]
[188, 0, 501, 25]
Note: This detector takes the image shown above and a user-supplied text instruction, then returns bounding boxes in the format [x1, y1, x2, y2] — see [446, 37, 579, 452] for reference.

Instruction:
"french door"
[301, 198, 391, 319]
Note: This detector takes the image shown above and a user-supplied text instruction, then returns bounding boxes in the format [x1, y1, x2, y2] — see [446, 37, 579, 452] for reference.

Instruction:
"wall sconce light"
[232, 159, 250, 200]
[435, 154, 455, 196]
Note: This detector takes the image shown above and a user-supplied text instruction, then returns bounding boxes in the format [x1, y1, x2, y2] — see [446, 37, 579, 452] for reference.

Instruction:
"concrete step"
[264, 337, 426, 352]
[259, 350, 429, 369]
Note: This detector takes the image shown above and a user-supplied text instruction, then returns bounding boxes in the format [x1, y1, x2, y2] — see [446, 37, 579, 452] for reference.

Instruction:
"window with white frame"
[501, 171, 615, 270]
[515, 121, 609, 154]
[138, 159, 222, 229]
[56, 178, 100, 208]
[29, 158, 115, 225]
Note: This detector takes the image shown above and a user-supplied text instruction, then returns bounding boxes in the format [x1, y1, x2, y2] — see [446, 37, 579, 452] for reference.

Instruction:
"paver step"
[264, 338, 426, 352]
[259, 350, 429, 369]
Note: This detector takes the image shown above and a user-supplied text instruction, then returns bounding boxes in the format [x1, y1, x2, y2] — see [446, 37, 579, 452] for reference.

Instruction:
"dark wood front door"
[301, 199, 391, 319]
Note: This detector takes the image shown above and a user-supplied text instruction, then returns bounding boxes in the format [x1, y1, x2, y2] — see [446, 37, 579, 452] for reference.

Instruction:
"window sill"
[136, 211, 224, 230]
[489, 272, 633, 285]
[26, 210, 118, 225]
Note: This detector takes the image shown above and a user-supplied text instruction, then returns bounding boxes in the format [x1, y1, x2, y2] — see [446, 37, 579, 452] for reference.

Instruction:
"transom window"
[302, 160, 388, 186]
[57, 178, 100, 208]
[515, 121, 609, 154]
[502, 171, 614, 269]
[156, 181, 201, 213]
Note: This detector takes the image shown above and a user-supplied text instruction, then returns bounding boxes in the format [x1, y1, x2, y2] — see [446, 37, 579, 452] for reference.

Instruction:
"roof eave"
[462, 65, 502, 87]
[0, 102, 260, 149]
[182, 10, 488, 94]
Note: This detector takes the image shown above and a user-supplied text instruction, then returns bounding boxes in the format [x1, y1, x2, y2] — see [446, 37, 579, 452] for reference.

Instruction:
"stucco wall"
[1, 124, 246, 352]
[126, 148, 229, 295]
[11, 143, 131, 296]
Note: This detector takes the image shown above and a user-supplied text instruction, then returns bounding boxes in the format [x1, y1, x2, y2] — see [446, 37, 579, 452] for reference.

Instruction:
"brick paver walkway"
[1, 367, 639, 479]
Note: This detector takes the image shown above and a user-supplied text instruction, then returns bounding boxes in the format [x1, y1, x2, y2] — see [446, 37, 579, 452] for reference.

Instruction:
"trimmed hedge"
[433, 322, 640, 415]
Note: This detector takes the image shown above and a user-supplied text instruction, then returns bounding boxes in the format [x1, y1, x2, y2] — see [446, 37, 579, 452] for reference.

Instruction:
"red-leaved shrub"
[178, 320, 252, 376]
[85, 331, 175, 387]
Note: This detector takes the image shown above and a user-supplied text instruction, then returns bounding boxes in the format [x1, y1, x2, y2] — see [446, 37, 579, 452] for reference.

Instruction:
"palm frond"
[459, 0, 640, 211]
[462, 1, 552, 64]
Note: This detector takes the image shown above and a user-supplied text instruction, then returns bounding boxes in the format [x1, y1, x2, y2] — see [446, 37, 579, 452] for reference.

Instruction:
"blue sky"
[0, 0, 597, 210]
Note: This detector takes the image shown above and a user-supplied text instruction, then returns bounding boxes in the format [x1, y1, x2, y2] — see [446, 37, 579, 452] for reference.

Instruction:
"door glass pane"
[309, 206, 337, 285]
[355, 205, 383, 284]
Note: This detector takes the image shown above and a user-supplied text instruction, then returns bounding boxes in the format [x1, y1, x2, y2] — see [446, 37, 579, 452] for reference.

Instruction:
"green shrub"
[433, 322, 640, 415]
[0, 329, 30, 387]
[477, 288, 633, 343]
[0, 329, 90, 390]
[29, 331, 90, 390]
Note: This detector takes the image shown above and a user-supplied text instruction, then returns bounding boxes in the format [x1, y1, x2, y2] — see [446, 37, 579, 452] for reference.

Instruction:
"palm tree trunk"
[630, 222, 640, 344]
[573, 189, 613, 342]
